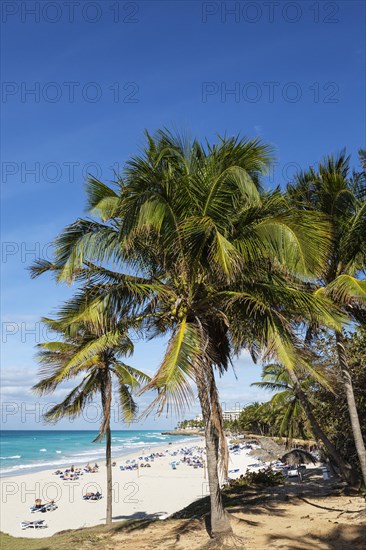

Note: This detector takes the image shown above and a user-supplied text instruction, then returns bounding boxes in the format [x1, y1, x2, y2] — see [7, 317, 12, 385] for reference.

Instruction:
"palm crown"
[33, 315, 150, 435]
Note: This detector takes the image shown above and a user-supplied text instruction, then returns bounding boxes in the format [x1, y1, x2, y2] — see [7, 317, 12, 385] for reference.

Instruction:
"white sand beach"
[0, 438, 258, 538]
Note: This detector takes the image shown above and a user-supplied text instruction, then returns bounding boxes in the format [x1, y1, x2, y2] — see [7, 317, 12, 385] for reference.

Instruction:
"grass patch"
[0, 525, 112, 550]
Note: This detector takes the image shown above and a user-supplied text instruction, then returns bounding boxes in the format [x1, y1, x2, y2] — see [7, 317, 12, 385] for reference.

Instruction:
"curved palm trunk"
[336, 332, 366, 486]
[195, 365, 232, 539]
[287, 369, 358, 485]
[101, 370, 113, 525]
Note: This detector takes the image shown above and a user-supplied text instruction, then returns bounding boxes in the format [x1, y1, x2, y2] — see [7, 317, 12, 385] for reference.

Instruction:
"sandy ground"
[106, 494, 366, 549]
[0, 438, 257, 538]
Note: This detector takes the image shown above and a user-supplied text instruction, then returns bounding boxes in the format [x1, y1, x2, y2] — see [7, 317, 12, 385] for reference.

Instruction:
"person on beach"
[83, 491, 101, 500]
[33, 499, 55, 512]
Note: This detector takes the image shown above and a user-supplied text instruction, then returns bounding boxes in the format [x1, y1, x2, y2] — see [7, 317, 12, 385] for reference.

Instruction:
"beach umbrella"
[281, 448, 317, 466]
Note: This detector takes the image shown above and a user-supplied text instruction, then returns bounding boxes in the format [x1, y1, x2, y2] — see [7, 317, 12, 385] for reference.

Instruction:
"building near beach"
[222, 409, 242, 421]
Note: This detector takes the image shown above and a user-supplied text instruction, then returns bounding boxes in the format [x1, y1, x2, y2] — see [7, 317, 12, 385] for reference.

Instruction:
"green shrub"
[226, 467, 285, 490]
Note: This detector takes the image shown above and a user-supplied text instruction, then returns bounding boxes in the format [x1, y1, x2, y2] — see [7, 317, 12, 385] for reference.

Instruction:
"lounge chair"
[83, 492, 102, 501]
[21, 520, 48, 529]
[30, 501, 58, 513]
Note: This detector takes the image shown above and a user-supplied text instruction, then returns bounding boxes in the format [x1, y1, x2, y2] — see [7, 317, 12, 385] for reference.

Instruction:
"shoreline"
[161, 430, 204, 437]
[0, 437, 261, 538]
[0, 436, 202, 479]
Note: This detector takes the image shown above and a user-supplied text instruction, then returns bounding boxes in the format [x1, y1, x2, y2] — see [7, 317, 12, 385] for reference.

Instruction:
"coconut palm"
[32, 311, 150, 525]
[253, 364, 312, 443]
[252, 364, 356, 480]
[287, 150, 366, 485]
[30, 130, 342, 542]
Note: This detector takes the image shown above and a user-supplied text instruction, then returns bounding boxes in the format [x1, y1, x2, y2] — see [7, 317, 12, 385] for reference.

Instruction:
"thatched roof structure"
[281, 448, 317, 466]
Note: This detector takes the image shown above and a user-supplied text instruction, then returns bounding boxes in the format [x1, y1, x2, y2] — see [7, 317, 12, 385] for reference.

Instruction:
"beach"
[0, 438, 259, 538]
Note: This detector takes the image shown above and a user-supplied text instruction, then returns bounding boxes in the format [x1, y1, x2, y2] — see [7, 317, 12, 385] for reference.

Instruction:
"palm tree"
[32, 312, 150, 525]
[252, 364, 312, 443]
[236, 402, 271, 436]
[287, 150, 366, 485]
[31, 130, 341, 542]
[252, 364, 357, 481]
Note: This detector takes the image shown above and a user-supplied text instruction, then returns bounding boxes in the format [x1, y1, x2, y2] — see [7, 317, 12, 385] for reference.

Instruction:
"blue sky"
[1, 0, 365, 430]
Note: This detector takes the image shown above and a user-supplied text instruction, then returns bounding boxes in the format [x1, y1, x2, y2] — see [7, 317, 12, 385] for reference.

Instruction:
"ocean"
[0, 430, 196, 477]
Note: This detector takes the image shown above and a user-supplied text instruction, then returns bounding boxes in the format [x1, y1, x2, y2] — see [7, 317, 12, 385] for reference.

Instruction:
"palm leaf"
[139, 319, 201, 416]
[322, 274, 366, 305]
[43, 372, 100, 422]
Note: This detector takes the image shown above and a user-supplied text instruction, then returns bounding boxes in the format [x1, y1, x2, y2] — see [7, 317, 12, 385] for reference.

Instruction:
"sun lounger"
[21, 520, 48, 529]
[83, 492, 102, 501]
[30, 502, 57, 513]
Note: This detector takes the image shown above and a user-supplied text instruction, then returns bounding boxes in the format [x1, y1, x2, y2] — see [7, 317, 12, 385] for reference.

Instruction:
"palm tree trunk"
[336, 331, 366, 486]
[105, 423, 113, 525]
[195, 367, 232, 539]
[101, 370, 113, 525]
[287, 369, 358, 485]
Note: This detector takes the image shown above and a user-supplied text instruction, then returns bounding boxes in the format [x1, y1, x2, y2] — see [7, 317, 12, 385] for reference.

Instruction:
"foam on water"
[0, 430, 197, 477]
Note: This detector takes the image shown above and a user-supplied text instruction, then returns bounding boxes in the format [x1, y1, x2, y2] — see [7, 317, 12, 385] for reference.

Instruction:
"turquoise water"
[0, 430, 195, 477]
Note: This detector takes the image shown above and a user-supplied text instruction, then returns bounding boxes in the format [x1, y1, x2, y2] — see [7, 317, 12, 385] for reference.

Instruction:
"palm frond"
[139, 319, 201, 417]
[117, 384, 138, 423]
[322, 274, 366, 306]
[43, 372, 100, 422]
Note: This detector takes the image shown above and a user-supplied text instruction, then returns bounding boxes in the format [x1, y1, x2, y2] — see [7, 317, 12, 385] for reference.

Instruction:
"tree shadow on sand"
[265, 523, 366, 550]
[108, 512, 164, 534]
[112, 511, 166, 521]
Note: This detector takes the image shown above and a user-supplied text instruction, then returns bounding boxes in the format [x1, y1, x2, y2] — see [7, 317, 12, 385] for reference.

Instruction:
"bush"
[226, 467, 285, 490]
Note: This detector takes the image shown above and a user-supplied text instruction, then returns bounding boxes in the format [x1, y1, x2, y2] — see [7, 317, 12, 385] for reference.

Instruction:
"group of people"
[117, 445, 207, 472]
[84, 462, 100, 473]
[53, 463, 100, 480]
